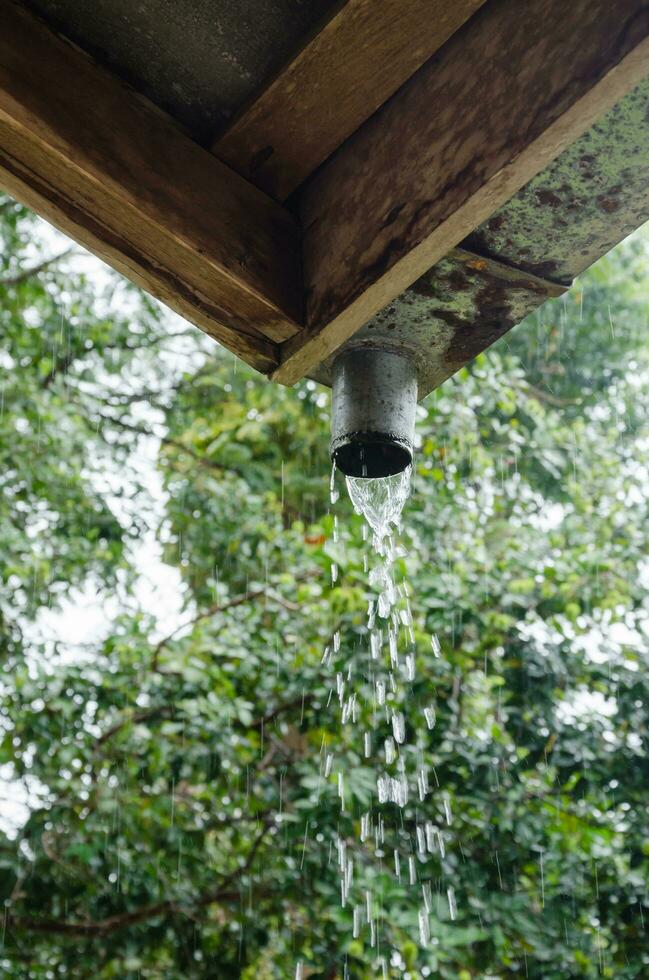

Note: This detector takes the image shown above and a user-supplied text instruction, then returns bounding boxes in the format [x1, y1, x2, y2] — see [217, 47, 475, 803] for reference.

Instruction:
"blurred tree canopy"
[1, 193, 649, 978]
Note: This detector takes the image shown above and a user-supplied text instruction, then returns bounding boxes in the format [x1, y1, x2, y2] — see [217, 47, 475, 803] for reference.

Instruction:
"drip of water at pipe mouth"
[345, 466, 412, 552]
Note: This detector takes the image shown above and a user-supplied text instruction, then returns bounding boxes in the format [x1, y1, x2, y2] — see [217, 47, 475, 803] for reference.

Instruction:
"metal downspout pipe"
[330, 347, 418, 478]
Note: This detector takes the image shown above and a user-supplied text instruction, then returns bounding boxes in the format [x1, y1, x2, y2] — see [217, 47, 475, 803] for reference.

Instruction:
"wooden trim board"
[0, 0, 303, 375]
[274, 0, 649, 384]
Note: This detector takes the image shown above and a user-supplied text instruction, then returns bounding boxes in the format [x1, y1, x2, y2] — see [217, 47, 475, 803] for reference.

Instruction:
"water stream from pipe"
[312, 464, 452, 976]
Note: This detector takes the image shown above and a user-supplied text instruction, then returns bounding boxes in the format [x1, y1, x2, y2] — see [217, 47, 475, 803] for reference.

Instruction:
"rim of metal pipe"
[331, 432, 413, 479]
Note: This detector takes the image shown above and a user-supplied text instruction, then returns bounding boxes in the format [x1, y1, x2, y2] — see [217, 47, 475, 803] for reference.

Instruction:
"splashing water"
[313, 462, 457, 975]
[346, 467, 412, 554]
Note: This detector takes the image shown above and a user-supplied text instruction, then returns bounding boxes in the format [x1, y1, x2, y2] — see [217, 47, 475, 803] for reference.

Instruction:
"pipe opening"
[333, 437, 412, 479]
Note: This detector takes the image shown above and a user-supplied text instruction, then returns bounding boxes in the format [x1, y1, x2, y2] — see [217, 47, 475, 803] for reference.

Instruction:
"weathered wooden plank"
[212, 0, 485, 201]
[0, 0, 303, 373]
[308, 77, 649, 397]
[275, 0, 649, 385]
[0, 127, 281, 371]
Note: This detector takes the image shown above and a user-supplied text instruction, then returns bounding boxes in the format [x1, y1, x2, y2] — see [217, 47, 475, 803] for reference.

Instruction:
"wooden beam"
[274, 0, 649, 385]
[0, 0, 303, 375]
[212, 0, 486, 201]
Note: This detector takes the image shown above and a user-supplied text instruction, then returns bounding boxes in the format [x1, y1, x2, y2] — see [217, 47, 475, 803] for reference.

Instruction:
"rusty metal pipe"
[330, 347, 417, 478]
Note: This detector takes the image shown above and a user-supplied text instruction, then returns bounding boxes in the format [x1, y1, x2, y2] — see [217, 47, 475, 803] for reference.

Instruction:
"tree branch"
[41, 329, 196, 390]
[253, 693, 315, 732]
[0, 248, 75, 288]
[88, 408, 249, 482]
[93, 691, 313, 754]
[40, 349, 77, 389]
[7, 828, 269, 938]
[93, 705, 175, 749]
[151, 586, 300, 669]
[513, 380, 580, 407]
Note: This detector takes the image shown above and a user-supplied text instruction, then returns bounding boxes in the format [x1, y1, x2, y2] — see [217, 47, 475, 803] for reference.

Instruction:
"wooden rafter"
[212, 0, 486, 201]
[274, 0, 649, 384]
[0, 0, 302, 375]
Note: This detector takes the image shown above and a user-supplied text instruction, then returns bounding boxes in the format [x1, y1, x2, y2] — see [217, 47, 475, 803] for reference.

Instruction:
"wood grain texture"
[275, 0, 649, 384]
[212, 0, 485, 201]
[0, 0, 303, 373]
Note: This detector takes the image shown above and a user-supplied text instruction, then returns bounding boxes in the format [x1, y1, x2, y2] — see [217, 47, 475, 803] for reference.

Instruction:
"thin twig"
[151, 586, 301, 669]
[7, 827, 270, 938]
[513, 380, 579, 407]
[88, 408, 249, 481]
[93, 705, 175, 749]
[93, 692, 312, 754]
[0, 248, 75, 288]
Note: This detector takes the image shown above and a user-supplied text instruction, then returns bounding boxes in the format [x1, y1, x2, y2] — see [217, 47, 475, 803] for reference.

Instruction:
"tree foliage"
[1, 192, 649, 978]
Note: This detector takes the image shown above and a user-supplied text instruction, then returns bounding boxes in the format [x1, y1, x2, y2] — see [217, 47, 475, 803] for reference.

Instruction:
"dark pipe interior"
[333, 438, 412, 479]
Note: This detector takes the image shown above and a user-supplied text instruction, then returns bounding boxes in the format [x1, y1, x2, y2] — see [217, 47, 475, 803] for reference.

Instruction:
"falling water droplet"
[391, 711, 405, 744]
[388, 628, 399, 667]
[405, 651, 416, 681]
[443, 796, 453, 826]
[367, 600, 376, 629]
[336, 672, 344, 699]
[417, 767, 429, 800]
[399, 607, 413, 629]
[418, 907, 430, 946]
[378, 589, 393, 619]
[360, 812, 370, 842]
[370, 630, 381, 660]
[330, 461, 339, 504]
[408, 854, 417, 886]
[447, 886, 457, 921]
[422, 881, 432, 914]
